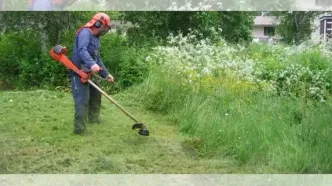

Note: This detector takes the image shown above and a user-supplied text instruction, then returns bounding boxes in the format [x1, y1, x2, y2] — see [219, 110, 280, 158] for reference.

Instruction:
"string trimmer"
[49, 45, 149, 136]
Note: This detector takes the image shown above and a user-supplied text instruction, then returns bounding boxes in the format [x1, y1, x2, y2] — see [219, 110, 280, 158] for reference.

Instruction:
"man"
[70, 12, 115, 134]
[28, 0, 77, 11]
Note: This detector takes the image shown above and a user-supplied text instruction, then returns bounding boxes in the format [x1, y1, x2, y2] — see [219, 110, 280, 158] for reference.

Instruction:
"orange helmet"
[84, 12, 111, 28]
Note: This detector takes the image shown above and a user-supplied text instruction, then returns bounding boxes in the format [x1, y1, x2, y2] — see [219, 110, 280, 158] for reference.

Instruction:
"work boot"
[73, 116, 86, 134]
[88, 115, 103, 124]
[73, 127, 85, 135]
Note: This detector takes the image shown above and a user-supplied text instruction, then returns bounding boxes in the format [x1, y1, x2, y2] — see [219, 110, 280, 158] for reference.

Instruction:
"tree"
[0, 12, 93, 53]
[121, 11, 255, 45]
[271, 11, 323, 45]
[217, 11, 255, 43]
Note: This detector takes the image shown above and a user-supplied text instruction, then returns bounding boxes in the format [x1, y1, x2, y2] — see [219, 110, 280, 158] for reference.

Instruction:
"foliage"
[121, 11, 255, 45]
[0, 31, 41, 89]
[98, 33, 150, 92]
[0, 11, 90, 41]
[216, 11, 255, 43]
[128, 30, 332, 173]
[0, 30, 150, 92]
[271, 11, 323, 45]
[1, 10, 332, 173]
[143, 31, 332, 102]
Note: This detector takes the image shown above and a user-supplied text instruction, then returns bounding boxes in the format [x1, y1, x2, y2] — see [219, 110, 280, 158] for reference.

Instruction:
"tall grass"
[131, 31, 332, 173]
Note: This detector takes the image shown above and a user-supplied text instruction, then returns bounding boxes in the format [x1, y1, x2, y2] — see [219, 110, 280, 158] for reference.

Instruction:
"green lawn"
[0, 89, 236, 173]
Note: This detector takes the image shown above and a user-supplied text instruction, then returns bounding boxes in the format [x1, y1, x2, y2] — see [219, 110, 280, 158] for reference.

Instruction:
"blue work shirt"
[28, 0, 55, 11]
[71, 27, 110, 78]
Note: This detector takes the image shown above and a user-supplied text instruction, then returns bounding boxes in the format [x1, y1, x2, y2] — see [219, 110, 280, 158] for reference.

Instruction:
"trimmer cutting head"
[132, 123, 149, 136]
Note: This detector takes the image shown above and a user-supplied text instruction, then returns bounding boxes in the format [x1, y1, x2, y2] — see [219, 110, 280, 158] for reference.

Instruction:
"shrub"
[0, 31, 150, 91]
[0, 32, 41, 90]
[130, 30, 332, 172]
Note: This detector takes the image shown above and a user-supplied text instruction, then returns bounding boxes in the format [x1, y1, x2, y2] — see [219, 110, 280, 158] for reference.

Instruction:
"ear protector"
[94, 16, 104, 28]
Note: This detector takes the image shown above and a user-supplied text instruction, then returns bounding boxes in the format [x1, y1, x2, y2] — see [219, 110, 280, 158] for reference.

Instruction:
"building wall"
[252, 26, 269, 39]
[311, 12, 332, 43]
[252, 13, 332, 43]
[311, 15, 321, 42]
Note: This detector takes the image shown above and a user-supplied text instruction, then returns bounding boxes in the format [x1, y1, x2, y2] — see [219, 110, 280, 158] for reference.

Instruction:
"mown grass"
[0, 89, 237, 173]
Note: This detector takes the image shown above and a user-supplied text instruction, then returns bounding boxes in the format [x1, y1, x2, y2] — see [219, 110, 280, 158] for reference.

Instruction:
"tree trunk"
[294, 13, 300, 45]
[41, 30, 48, 54]
[56, 29, 62, 45]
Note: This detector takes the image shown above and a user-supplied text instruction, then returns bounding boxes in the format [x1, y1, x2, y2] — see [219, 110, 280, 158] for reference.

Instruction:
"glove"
[91, 64, 102, 72]
[106, 74, 115, 83]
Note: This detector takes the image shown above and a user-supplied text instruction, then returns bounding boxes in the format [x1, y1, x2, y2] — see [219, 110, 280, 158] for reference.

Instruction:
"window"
[320, 18, 332, 38]
[264, 27, 275, 36]
[315, 0, 332, 6]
